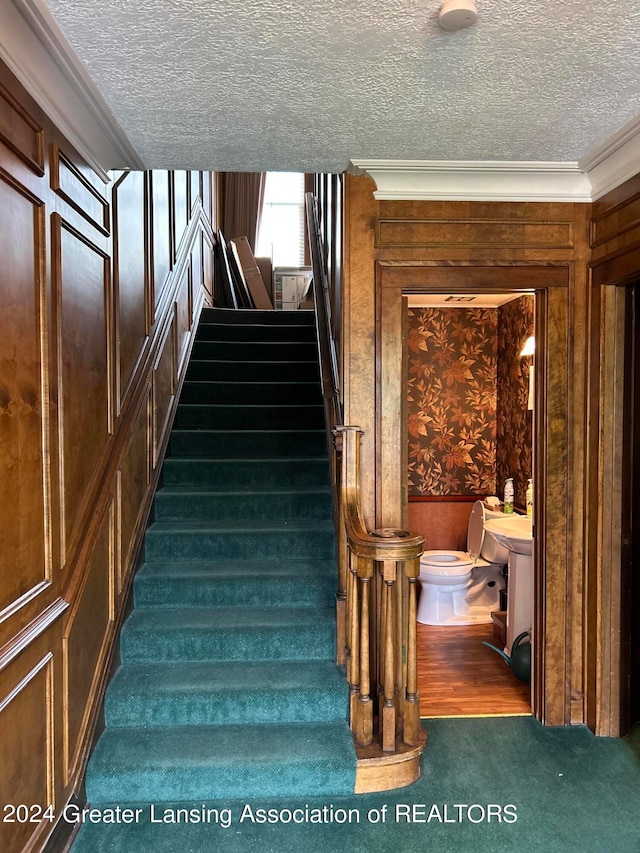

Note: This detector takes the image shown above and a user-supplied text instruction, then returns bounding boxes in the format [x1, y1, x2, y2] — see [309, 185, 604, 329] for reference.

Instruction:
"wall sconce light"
[520, 336, 535, 410]
[520, 336, 535, 357]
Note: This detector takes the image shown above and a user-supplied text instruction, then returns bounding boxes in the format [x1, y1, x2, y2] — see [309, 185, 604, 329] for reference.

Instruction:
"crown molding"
[349, 159, 594, 203]
[578, 113, 640, 200]
[0, 0, 145, 181]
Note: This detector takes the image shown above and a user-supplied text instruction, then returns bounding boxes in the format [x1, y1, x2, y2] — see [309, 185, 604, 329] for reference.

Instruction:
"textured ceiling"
[44, 0, 640, 172]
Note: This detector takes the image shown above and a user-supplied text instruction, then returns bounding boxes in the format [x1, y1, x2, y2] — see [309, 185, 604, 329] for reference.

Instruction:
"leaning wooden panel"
[62, 500, 115, 787]
[0, 648, 55, 853]
[0, 169, 52, 634]
[52, 214, 113, 569]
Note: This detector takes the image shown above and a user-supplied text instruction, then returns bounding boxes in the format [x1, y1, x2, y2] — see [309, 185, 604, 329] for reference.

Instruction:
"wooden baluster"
[381, 560, 397, 751]
[403, 556, 421, 746]
[347, 551, 360, 732]
[355, 567, 373, 746]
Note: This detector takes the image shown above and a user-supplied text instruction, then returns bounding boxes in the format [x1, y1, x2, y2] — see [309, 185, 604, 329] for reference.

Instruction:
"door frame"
[375, 260, 574, 725]
[588, 278, 640, 735]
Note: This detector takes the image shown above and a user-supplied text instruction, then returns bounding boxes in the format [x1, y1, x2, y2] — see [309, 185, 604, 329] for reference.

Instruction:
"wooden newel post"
[335, 424, 424, 758]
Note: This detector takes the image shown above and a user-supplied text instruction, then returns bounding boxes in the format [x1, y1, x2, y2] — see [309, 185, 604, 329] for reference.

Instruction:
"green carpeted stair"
[84, 306, 356, 805]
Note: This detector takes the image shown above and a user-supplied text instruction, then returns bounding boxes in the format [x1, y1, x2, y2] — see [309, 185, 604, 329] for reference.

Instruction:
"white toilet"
[417, 500, 511, 626]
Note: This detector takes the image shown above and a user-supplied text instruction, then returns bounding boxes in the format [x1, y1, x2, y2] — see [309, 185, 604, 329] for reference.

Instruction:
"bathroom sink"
[484, 516, 533, 555]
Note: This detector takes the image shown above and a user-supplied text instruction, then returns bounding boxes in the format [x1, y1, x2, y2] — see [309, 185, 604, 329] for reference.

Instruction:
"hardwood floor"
[418, 623, 531, 718]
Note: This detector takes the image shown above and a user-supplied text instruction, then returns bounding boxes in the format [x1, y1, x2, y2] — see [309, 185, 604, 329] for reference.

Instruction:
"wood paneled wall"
[342, 174, 591, 727]
[0, 61, 216, 852]
[587, 174, 640, 735]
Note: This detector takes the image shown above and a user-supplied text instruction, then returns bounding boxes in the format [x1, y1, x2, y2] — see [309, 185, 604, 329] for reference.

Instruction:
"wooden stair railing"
[306, 193, 427, 793]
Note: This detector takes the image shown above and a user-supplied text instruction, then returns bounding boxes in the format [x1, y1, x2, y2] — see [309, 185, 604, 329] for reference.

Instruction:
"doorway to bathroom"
[406, 292, 534, 717]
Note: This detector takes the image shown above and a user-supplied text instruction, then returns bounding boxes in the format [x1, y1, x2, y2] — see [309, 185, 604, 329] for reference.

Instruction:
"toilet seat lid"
[420, 550, 473, 576]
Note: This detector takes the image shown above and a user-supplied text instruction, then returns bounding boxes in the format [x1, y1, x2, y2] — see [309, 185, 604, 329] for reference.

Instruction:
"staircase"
[84, 307, 356, 804]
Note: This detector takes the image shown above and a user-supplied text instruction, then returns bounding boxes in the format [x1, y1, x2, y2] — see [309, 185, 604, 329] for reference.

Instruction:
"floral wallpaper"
[496, 296, 534, 509]
[407, 308, 498, 496]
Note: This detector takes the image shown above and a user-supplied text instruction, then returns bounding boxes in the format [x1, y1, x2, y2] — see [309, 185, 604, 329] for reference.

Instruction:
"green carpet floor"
[71, 715, 640, 852]
[81, 307, 356, 809]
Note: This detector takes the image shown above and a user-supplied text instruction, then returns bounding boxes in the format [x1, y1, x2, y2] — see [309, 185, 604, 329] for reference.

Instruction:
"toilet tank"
[467, 501, 511, 564]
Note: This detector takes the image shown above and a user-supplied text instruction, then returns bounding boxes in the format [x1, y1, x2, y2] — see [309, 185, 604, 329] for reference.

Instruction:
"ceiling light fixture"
[438, 0, 478, 32]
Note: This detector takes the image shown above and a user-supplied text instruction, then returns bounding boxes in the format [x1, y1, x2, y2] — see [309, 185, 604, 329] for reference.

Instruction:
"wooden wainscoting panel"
[53, 214, 113, 567]
[0, 170, 52, 631]
[118, 386, 152, 593]
[591, 192, 640, 250]
[591, 224, 640, 269]
[590, 174, 640, 286]
[189, 171, 201, 210]
[152, 170, 171, 313]
[113, 170, 150, 412]
[203, 172, 214, 227]
[202, 230, 215, 306]
[591, 173, 640, 248]
[152, 317, 176, 468]
[50, 145, 109, 236]
[377, 218, 574, 250]
[0, 648, 55, 853]
[190, 230, 203, 323]
[0, 80, 44, 175]
[173, 171, 188, 260]
[175, 270, 191, 376]
[62, 500, 115, 787]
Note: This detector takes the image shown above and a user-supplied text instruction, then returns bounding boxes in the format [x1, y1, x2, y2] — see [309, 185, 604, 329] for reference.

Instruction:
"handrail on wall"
[306, 192, 426, 764]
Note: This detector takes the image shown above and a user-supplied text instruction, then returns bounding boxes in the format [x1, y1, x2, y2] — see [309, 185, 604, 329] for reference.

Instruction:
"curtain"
[218, 172, 266, 253]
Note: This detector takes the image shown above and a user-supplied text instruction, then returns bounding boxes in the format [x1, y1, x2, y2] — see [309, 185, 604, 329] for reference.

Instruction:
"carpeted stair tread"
[145, 529, 333, 561]
[153, 487, 332, 521]
[135, 558, 337, 579]
[191, 340, 317, 362]
[161, 457, 330, 487]
[200, 307, 315, 325]
[119, 606, 336, 662]
[155, 484, 331, 495]
[133, 559, 337, 608]
[196, 323, 316, 341]
[146, 518, 334, 533]
[104, 660, 348, 727]
[173, 403, 324, 430]
[85, 721, 356, 803]
[179, 380, 322, 405]
[168, 429, 327, 458]
[186, 359, 320, 382]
